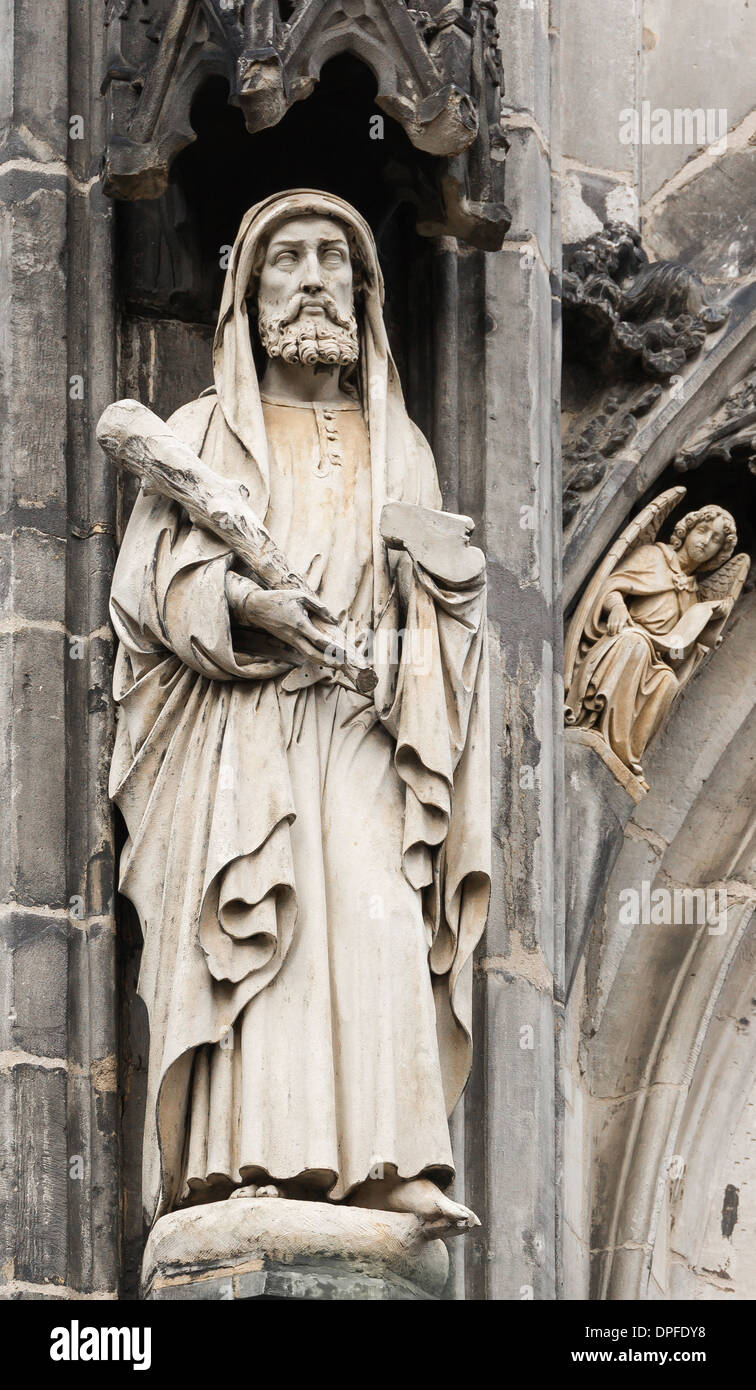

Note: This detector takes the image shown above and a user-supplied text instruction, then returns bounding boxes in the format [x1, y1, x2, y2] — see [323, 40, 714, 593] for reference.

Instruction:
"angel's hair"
[669, 504, 737, 571]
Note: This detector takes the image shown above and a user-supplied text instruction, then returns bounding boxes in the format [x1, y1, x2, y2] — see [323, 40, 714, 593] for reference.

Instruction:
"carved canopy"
[102, 0, 510, 248]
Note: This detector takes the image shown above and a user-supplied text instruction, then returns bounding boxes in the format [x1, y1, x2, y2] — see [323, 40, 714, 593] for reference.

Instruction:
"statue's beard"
[257, 292, 359, 366]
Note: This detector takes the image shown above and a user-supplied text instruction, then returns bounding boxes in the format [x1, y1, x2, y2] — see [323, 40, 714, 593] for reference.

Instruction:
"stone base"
[565, 728, 647, 804]
[141, 1198, 449, 1301]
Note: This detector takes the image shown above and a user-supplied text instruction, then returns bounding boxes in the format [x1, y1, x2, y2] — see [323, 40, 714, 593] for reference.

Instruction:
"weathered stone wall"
[1, 0, 119, 1297]
[640, 0, 756, 200]
[458, 0, 564, 1301]
[560, 0, 756, 242]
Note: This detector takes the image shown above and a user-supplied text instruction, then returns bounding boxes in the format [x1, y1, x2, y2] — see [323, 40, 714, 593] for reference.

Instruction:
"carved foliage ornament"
[675, 370, 756, 476]
[563, 222, 729, 380]
[562, 222, 731, 525]
[102, 0, 510, 248]
[562, 381, 663, 525]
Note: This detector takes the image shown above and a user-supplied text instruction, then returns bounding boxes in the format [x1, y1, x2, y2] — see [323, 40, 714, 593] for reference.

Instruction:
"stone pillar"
[464, 0, 564, 1300]
[0, 0, 119, 1297]
[560, 0, 642, 239]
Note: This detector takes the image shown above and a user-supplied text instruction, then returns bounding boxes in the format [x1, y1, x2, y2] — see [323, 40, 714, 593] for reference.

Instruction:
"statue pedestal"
[141, 1197, 449, 1301]
[565, 728, 646, 804]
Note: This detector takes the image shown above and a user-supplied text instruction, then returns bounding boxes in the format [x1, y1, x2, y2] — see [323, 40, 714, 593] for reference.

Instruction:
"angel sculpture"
[565, 487, 749, 792]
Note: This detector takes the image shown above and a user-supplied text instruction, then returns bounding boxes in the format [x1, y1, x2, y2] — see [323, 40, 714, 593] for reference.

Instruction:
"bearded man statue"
[109, 190, 490, 1237]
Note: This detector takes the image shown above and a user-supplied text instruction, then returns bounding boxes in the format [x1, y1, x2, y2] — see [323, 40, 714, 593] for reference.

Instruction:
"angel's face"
[681, 515, 727, 570]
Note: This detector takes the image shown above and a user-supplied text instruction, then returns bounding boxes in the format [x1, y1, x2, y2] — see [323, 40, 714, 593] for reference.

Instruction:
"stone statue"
[565, 487, 749, 791]
[105, 190, 490, 1241]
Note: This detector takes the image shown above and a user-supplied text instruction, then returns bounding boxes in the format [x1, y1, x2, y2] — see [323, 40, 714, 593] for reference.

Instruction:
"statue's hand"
[225, 573, 342, 669]
[711, 596, 734, 620]
[606, 598, 630, 635]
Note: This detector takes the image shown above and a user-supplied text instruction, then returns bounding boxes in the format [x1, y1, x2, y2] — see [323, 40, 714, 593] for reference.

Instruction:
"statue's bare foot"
[229, 1183, 258, 1200]
[228, 1182, 282, 1200]
[349, 1177, 480, 1237]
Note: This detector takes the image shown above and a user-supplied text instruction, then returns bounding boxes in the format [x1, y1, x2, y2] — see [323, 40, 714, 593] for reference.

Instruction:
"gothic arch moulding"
[577, 597, 756, 1298]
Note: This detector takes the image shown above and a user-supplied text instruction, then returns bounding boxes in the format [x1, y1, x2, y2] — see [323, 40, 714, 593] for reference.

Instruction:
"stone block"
[0, 529, 66, 626]
[67, 921, 118, 1070]
[0, 634, 12, 897]
[498, 0, 552, 133]
[0, 910, 69, 1058]
[560, 0, 640, 176]
[504, 124, 553, 250]
[0, 188, 68, 529]
[645, 146, 756, 287]
[65, 1069, 119, 1296]
[6, 1063, 68, 1286]
[6, 628, 67, 907]
[120, 318, 214, 425]
[562, 167, 639, 246]
[484, 247, 554, 585]
[483, 968, 556, 1299]
[564, 735, 638, 991]
[4, 0, 69, 160]
[641, 0, 756, 200]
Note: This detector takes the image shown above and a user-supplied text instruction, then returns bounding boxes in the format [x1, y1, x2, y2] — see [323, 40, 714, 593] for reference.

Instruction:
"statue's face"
[682, 514, 727, 569]
[255, 215, 359, 367]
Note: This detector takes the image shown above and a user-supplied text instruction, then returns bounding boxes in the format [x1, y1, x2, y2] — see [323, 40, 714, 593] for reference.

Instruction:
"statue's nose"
[300, 254, 323, 292]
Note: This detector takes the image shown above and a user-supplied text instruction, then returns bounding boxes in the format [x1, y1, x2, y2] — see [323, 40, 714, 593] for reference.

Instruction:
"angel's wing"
[564, 485, 687, 691]
[697, 553, 750, 602]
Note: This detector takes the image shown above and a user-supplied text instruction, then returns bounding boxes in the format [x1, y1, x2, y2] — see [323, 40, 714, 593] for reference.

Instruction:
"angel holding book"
[565, 489, 748, 790]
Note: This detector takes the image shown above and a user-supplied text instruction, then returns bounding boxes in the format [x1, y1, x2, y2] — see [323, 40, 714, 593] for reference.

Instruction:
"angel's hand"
[606, 598, 630, 635]
[711, 596, 734, 620]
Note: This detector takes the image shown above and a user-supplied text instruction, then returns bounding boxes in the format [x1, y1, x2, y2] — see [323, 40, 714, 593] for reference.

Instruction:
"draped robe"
[109, 191, 491, 1223]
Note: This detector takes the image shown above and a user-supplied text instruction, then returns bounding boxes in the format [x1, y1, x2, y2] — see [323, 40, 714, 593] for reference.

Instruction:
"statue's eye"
[273, 251, 297, 267]
[322, 249, 345, 267]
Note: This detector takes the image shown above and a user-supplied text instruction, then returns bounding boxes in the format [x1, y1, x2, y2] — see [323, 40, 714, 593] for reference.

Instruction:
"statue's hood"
[210, 189, 405, 647]
[212, 190, 386, 472]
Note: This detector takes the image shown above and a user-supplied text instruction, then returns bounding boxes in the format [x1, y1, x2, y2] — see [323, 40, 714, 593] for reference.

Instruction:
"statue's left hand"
[225, 572, 343, 669]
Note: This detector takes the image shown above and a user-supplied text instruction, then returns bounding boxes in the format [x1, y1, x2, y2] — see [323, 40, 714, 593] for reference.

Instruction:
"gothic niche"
[615, 370, 756, 596]
[104, 0, 504, 1295]
[561, 222, 731, 526]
